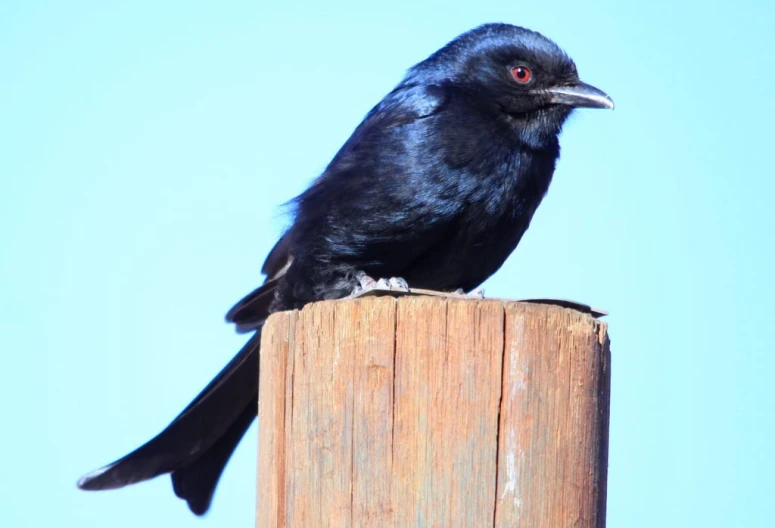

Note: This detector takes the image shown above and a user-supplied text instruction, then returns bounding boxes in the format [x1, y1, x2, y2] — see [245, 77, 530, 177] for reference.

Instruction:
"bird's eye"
[511, 66, 532, 84]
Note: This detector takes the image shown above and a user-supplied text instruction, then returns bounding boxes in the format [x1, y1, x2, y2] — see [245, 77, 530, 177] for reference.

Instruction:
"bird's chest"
[445, 150, 556, 287]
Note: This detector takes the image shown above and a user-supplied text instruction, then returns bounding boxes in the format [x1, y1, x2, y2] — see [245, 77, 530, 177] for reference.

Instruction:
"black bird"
[78, 23, 613, 515]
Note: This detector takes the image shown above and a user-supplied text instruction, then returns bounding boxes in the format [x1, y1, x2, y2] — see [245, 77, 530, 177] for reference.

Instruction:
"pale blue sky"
[2, 1, 774, 527]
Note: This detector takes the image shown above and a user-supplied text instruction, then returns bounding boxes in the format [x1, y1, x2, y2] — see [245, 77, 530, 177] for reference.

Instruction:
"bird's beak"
[545, 81, 614, 110]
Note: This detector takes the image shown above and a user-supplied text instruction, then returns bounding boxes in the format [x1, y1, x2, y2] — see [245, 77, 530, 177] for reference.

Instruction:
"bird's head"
[409, 24, 613, 141]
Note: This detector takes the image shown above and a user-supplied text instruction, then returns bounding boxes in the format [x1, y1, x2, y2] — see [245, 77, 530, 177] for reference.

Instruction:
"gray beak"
[545, 81, 614, 109]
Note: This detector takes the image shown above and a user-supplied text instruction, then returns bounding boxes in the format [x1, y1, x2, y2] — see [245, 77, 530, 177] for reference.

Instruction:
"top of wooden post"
[258, 296, 610, 528]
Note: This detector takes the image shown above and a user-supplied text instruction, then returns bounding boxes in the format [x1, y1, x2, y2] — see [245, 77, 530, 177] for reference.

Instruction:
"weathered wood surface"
[257, 297, 610, 528]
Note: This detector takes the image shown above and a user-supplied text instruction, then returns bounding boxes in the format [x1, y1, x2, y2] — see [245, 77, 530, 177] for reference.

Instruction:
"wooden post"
[257, 297, 610, 527]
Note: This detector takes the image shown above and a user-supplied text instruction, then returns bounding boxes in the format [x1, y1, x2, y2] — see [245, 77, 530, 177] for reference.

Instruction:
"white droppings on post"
[509, 318, 527, 398]
[501, 429, 523, 511]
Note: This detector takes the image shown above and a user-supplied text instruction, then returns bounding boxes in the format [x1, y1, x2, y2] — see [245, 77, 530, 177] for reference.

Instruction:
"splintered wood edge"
[347, 288, 608, 318]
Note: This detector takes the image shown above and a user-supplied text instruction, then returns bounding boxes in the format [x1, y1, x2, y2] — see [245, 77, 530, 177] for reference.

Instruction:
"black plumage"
[78, 23, 612, 515]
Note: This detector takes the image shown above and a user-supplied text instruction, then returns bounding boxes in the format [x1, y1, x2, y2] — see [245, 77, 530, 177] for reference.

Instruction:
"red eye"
[511, 66, 532, 84]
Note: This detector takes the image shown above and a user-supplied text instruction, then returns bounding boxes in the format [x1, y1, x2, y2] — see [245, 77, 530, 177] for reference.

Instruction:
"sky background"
[2, 1, 774, 526]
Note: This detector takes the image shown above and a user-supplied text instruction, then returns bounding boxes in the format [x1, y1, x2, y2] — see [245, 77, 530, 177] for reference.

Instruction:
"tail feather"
[78, 268, 281, 513]
[171, 402, 256, 515]
[77, 330, 262, 509]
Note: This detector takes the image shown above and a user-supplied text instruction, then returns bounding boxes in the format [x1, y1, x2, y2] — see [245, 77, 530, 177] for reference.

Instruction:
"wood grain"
[257, 297, 610, 527]
[494, 303, 610, 528]
[257, 309, 294, 528]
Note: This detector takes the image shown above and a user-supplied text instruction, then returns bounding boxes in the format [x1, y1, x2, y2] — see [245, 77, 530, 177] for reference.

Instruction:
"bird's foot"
[354, 272, 379, 290]
[384, 277, 410, 290]
[347, 273, 411, 299]
[453, 287, 485, 299]
[346, 275, 487, 301]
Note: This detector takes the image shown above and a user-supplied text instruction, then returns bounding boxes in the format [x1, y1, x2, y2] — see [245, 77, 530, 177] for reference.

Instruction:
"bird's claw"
[468, 288, 485, 299]
[348, 273, 411, 299]
[355, 271, 379, 290]
[385, 277, 410, 290]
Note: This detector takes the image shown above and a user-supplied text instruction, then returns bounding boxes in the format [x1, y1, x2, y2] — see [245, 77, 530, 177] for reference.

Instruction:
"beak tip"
[545, 82, 614, 110]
